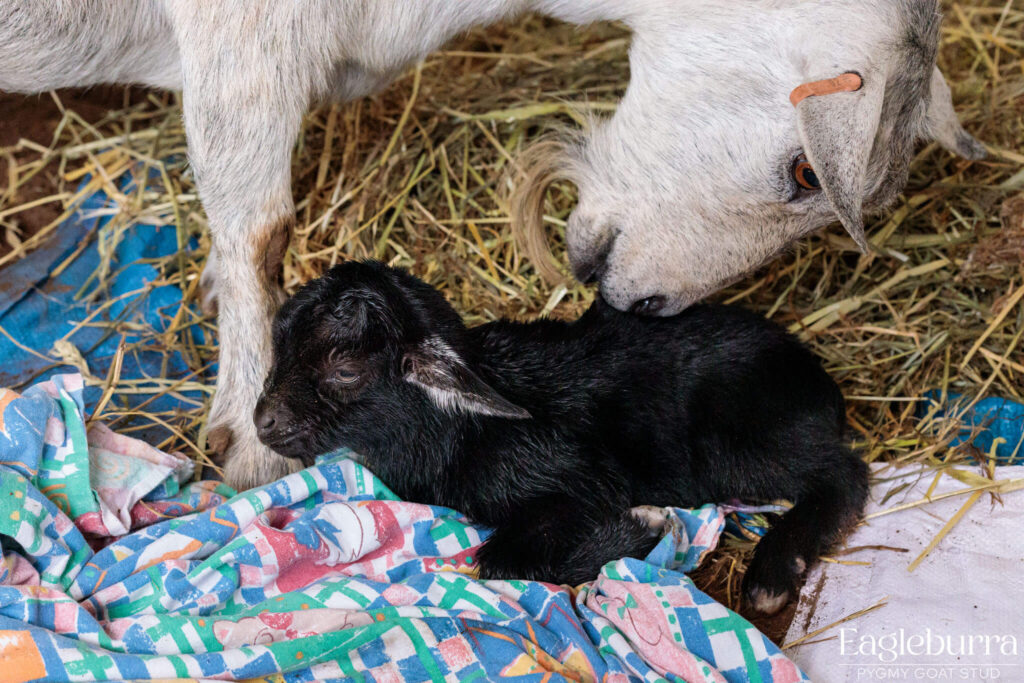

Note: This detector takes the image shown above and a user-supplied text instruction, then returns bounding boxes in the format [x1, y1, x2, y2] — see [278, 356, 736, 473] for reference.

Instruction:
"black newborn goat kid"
[255, 260, 867, 614]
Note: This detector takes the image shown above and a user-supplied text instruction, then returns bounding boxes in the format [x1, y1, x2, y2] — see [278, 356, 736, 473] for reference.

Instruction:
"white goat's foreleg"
[173, 11, 308, 490]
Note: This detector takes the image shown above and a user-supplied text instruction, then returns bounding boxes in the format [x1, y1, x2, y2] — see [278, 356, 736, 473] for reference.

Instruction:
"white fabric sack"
[784, 464, 1024, 681]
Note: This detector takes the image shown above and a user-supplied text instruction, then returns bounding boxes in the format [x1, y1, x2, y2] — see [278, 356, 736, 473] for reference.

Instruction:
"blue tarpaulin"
[0, 174, 208, 430]
[921, 390, 1024, 463]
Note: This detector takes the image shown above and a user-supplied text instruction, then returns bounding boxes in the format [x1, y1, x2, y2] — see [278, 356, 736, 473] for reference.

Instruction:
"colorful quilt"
[0, 373, 807, 682]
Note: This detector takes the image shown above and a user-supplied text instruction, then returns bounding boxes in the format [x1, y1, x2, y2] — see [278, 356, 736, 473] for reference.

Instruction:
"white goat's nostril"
[571, 233, 615, 285]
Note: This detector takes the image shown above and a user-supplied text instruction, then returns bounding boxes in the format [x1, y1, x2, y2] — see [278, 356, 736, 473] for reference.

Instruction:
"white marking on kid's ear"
[404, 337, 531, 420]
[405, 375, 531, 420]
[408, 382, 516, 418]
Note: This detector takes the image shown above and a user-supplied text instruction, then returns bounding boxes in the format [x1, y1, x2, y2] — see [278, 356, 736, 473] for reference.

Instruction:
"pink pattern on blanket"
[81, 422, 193, 537]
[586, 576, 727, 682]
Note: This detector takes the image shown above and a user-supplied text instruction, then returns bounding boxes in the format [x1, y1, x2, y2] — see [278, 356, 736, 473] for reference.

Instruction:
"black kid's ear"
[329, 288, 395, 341]
[402, 338, 531, 419]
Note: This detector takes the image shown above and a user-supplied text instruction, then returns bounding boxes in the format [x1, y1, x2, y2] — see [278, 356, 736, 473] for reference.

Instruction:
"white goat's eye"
[792, 153, 821, 191]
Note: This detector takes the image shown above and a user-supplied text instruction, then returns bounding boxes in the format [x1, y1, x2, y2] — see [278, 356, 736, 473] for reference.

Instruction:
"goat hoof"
[207, 424, 233, 465]
[206, 416, 300, 491]
[630, 505, 669, 537]
[742, 552, 805, 615]
[220, 437, 301, 492]
[745, 585, 791, 615]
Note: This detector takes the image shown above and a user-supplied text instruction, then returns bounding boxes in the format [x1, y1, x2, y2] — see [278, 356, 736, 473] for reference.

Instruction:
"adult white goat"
[0, 0, 982, 489]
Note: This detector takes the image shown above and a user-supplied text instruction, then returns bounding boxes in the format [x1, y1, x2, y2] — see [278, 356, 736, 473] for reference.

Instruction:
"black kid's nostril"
[631, 296, 666, 316]
[254, 406, 277, 436]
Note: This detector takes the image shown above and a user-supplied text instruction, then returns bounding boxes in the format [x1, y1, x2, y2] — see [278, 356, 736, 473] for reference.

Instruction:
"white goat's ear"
[796, 69, 886, 254]
[923, 67, 987, 161]
[403, 338, 531, 419]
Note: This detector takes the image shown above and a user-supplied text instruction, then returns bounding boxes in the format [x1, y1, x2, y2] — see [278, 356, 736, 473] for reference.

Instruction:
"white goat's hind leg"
[172, 10, 308, 490]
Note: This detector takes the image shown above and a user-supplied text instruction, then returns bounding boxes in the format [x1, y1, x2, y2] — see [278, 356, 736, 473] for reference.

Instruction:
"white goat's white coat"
[0, 0, 981, 489]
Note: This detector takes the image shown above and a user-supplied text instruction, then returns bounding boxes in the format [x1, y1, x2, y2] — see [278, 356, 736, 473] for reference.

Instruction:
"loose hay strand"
[906, 488, 984, 572]
[781, 597, 891, 650]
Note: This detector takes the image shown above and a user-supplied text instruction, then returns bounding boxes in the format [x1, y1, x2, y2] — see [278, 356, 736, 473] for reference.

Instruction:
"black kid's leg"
[476, 497, 659, 585]
[742, 451, 868, 614]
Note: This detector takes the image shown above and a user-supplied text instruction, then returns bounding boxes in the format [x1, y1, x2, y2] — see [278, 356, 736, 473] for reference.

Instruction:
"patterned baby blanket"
[0, 373, 806, 682]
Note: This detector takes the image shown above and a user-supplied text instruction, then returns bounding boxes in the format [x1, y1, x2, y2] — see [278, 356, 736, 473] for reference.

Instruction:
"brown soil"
[0, 87, 142, 257]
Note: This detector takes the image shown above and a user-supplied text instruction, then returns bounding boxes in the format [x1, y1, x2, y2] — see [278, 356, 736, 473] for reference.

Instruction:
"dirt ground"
[0, 88, 147, 257]
[692, 565, 798, 645]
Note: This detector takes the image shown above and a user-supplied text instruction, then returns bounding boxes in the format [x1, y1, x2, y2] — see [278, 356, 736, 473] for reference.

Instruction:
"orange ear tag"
[789, 72, 863, 107]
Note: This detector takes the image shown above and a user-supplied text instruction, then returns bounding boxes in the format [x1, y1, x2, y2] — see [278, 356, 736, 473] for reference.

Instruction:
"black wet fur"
[256, 260, 868, 611]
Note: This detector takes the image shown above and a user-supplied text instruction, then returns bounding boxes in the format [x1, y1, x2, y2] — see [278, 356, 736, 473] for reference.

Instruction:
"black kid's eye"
[331, 371, 360, 385]
[792, 153, 820, 191]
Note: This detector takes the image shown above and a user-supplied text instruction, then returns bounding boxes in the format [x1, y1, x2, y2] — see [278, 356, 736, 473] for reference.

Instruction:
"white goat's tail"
[508, 138, 575, 286]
